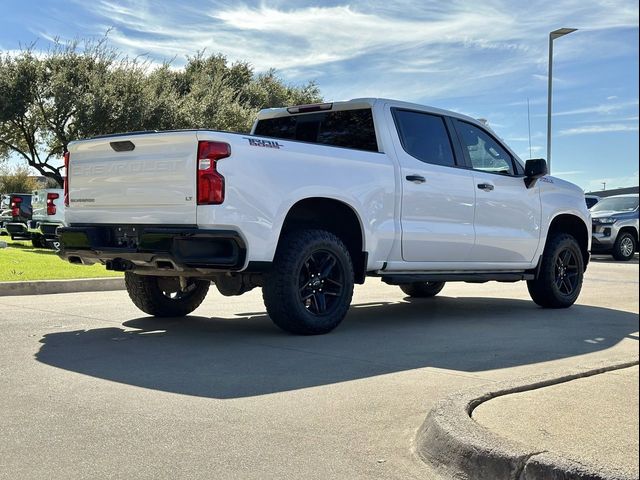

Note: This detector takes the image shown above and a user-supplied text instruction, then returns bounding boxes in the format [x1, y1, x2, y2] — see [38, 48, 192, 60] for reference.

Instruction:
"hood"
[591, 209, 637, 220]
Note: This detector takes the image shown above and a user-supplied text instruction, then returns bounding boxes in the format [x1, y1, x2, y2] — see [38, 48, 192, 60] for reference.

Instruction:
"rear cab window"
[253, 108, 379, 152]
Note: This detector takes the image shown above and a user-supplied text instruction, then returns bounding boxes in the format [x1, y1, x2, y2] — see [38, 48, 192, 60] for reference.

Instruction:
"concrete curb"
[416, 357, 640, 480]
[0, 277, 125, 297]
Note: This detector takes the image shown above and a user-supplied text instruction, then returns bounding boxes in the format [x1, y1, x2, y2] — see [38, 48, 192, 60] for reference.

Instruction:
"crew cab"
[29, 188, 65, 248]
[58, 98, 591, 334]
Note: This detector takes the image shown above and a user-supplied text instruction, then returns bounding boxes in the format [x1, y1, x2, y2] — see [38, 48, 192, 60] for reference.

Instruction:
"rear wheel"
[399, 281, 445, 298]
[527, 233, 584, 308]
[31, 235, 46, 248]
[612, 232, 636, 261]
[124, 272, 210, 317]
[263, 229, 354, 335]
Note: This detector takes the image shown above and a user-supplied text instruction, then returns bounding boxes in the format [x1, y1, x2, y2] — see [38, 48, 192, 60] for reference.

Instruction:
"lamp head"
[550, 28, 578, 39]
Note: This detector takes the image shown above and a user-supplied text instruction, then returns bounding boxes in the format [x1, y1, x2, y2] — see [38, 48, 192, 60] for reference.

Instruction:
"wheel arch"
[617, 225, 638, 240]
[277, 197, 367, 283]
[545, 214, 590, 269]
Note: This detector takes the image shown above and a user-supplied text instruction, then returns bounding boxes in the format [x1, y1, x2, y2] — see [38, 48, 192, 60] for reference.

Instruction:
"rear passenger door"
[451, 119, 541, 263]
[391, 108, 476, 262]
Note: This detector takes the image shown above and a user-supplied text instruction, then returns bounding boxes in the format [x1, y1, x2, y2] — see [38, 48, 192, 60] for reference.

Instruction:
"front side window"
[253, 108, 378, 152]
[455, 120, 514, 175]
[392, 109, 456, 167]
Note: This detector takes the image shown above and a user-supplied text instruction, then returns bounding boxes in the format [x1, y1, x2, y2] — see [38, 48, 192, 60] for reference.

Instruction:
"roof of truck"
[255, 98, 481, 126]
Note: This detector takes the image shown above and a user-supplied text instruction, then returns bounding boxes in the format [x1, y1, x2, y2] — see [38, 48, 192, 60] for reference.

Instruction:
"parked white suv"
[58, 98, 591, 334]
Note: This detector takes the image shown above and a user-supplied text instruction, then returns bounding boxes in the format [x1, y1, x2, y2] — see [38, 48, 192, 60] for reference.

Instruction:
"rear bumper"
[29, 221, 64, 239]
[5, 222, 29, 237]
[58, 225, 247, 273]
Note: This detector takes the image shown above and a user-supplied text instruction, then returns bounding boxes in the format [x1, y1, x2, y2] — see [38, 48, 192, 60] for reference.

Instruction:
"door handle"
[406, 175, 426, 184]
[477, 183, 494, 191]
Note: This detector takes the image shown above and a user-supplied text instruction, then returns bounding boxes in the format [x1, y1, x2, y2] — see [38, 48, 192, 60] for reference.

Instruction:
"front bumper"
[591, 223, 618, 251]
[58, 225, 246, 273]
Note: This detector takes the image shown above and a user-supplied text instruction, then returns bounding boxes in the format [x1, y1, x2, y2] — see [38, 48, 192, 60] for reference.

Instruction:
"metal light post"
[547, 27, 577, 174]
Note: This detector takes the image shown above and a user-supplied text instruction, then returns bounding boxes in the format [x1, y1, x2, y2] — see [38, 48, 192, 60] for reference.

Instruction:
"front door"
[452, 119, 542, 263]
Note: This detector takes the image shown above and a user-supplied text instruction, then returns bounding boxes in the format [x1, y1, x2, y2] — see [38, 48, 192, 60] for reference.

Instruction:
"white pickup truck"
[29, 188, 65, 248]
[58, 98, 591, 334]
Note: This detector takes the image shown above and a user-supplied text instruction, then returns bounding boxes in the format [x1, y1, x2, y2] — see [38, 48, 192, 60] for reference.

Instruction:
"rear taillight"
[10, 197, 22, 217]
[63, 151, 70, 207]
[47, 192, 59, 216]
[197, 141, 231, 205]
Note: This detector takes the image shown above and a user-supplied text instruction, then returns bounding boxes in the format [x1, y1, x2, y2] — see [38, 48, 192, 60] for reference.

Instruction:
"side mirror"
[524, 158, 548, 188]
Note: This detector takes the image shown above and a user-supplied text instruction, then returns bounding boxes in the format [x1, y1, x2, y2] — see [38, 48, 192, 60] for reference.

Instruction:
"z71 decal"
[244, 137, 284, 149]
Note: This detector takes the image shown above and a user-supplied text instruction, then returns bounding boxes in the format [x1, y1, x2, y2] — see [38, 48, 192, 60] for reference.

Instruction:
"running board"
[381, 272, 535, 285]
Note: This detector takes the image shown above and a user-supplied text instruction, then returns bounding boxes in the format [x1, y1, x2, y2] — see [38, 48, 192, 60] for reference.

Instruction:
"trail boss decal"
[244, 137, 284, 149]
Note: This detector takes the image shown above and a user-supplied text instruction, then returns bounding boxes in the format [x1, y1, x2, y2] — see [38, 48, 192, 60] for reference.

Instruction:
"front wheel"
[124, 273, 210, 317]
[399, 281, 445, 298]
[612, 232, 636, 261]
[263, 229, 354, 335]
[527, 233, 584, 308]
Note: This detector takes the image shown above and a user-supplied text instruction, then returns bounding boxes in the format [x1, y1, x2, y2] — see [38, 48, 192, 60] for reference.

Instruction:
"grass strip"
[0, 238, 122, 281]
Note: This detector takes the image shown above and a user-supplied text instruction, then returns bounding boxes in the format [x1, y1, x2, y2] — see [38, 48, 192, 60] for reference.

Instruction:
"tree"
[0, 164, 38, 194]
[0, 39, 322, 187]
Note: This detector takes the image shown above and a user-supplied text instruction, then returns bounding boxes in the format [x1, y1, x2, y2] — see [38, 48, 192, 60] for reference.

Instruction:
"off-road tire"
[263, 229, 354, 335]
[612, 232, 636, 261]
[124, 272, 210, 317]
[527, 233, 584, 308]
[399, 281, 445, 298]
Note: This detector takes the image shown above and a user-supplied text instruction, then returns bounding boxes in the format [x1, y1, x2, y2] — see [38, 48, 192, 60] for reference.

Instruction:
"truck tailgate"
[67, 131, 198, 225]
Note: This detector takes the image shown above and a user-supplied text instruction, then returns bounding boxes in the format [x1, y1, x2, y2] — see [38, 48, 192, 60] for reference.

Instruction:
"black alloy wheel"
[298, 250, 345, 315]
[527, 233, 584, 308]
[554, 247, 580, 296]
[263, 229, 355, 335]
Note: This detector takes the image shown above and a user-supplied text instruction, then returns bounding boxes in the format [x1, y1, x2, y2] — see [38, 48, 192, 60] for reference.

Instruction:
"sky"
[1, 0, 638, 192]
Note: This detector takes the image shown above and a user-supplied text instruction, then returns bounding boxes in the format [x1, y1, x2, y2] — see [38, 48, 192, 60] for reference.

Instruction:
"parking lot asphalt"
[0, 256, 638, 479]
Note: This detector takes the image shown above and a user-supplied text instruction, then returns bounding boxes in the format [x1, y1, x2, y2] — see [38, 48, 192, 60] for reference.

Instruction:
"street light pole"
[547, 27, 577, 174]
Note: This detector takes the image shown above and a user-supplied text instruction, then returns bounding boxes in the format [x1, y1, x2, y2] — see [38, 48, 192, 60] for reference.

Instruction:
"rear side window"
[254, 109, 378, 152]
[392, 109, 456, 167]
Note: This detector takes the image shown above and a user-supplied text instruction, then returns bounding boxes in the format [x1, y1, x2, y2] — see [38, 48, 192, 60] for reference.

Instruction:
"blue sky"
[1, 0, 638, 192]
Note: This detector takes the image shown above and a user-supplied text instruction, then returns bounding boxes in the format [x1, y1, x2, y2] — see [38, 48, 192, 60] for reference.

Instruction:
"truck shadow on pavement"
[36, 296, 639, 399]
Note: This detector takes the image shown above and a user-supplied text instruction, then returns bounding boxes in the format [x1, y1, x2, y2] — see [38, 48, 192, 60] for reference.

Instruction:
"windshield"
[591, 196, 639, 213]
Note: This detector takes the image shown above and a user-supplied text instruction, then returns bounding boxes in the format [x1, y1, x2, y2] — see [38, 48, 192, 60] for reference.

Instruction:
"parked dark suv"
[590, 194, 639, 261]
[5, 193, 33, 240]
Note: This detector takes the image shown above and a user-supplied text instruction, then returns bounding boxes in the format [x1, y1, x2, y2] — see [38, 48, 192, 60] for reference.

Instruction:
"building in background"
[585, 186, 639, 198]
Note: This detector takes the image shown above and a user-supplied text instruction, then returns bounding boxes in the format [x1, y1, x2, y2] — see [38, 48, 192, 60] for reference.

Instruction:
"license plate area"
[113, 225, 140, 248]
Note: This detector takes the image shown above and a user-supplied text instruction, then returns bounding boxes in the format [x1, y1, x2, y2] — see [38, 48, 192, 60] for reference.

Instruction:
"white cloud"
[37, 0, 637, 101]
[554, 100, 639, 117]
[558, 124, 639, 136]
